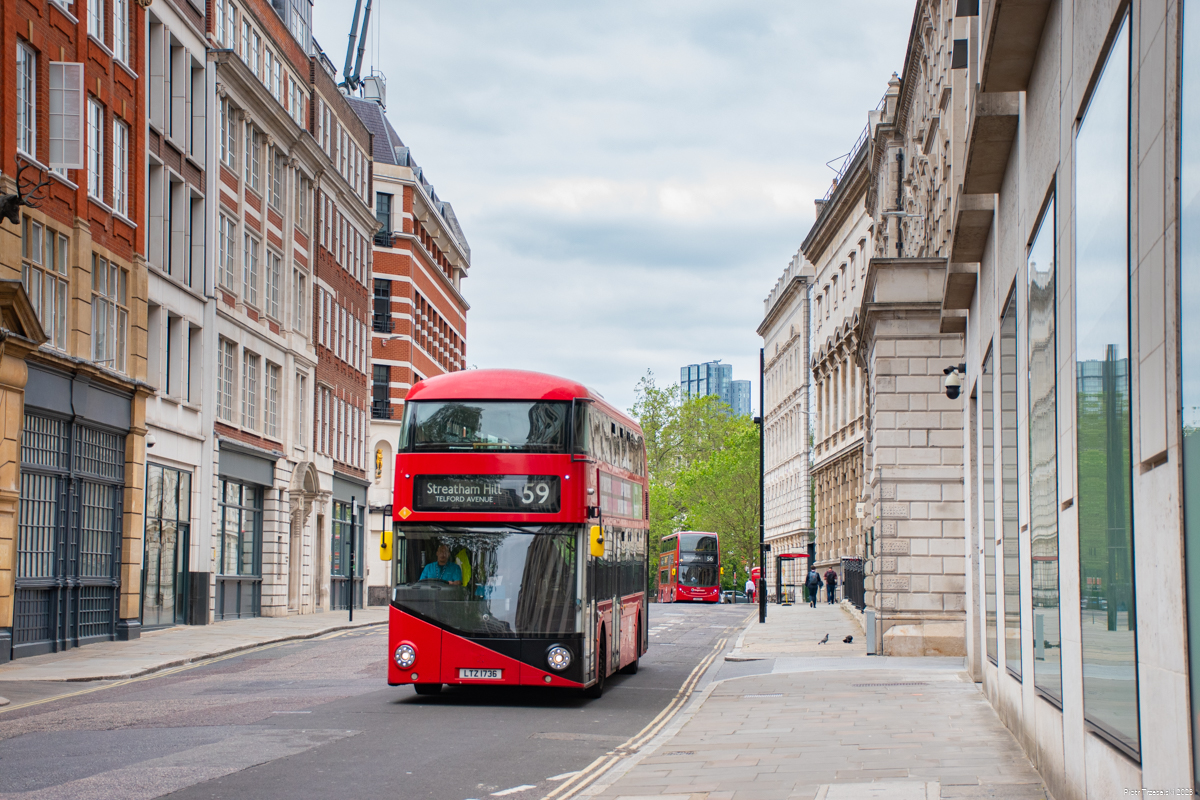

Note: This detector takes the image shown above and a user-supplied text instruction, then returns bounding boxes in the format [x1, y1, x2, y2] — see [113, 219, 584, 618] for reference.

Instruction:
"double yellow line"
[542, 622, 742, 800]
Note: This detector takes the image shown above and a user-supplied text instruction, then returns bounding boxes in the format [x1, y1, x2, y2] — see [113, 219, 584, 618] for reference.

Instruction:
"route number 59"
[521, 483, 551, 504]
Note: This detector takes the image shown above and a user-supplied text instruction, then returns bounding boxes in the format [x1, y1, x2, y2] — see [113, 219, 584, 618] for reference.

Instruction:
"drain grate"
[662, 751, 695, 756]
[852, 682, 929, 687]
[742, 693, 784, 698]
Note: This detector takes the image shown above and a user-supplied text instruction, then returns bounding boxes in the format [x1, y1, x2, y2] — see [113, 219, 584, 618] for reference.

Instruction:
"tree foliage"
[629, 372, 761, 591]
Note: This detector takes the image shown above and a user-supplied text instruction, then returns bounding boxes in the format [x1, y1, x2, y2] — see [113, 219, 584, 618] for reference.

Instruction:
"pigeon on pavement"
[818, 633, 829, 645]
[843, 635, 854, 644]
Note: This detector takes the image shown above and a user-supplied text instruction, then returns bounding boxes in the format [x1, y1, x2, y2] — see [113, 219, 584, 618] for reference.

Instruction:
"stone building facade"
[856, 4, 968, 658]
[142, 0, 214, 630]
[803, 140, 872, 593]
[352, 89, 471, 606]
[757, 254, 813, 598]
[0, 0, 151, 661]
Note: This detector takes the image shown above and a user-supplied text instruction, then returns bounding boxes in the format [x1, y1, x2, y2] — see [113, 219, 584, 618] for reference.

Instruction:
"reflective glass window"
[1075, 14, 1138, 755]
[982, 349, 997, 663]
[1028, 196, 1061, 699]
[1181, 0, 1200, 774]
[1000, 293, 1021, 678]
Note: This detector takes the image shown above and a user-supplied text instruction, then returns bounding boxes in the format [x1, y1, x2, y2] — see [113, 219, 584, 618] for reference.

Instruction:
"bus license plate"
[459, 668, 502, 680]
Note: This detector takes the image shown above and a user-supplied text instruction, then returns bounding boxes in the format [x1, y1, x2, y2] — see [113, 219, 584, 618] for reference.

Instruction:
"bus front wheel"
[414, 683, 443, 696]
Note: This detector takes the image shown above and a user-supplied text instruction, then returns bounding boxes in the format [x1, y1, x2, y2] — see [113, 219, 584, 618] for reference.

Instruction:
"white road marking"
[547, 772, 580, 781]
[492, 786, 536, 796]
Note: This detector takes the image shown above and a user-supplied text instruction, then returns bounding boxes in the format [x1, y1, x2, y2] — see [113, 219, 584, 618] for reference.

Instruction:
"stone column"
[858, 258, 966, 656]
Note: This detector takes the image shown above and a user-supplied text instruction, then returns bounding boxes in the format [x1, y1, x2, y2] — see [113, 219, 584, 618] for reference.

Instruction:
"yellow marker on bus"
[589, 525, 605, 558]
[380, 531, 393, 561]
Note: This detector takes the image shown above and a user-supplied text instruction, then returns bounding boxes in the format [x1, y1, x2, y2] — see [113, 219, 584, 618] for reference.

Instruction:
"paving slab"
[0, 607, 387, 682]
[585, 604, 1051, 800]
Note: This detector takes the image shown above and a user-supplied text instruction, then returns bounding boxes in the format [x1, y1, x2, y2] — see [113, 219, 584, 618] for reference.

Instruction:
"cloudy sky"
[313, 1, 915, 413]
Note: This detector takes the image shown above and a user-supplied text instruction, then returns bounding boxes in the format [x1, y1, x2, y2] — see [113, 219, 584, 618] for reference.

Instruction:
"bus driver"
[419, 543, 463, 585]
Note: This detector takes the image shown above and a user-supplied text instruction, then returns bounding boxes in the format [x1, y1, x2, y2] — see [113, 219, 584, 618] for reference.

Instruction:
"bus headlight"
[547, 645, 572, 671]
[394, 643, 417, 669]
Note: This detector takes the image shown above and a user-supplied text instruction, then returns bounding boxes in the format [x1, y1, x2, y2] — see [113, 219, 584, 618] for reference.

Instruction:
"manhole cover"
[852, 682, 929, 687]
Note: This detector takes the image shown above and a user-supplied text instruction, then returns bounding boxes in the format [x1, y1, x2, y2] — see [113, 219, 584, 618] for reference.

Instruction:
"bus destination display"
[414, 475, 561, 513]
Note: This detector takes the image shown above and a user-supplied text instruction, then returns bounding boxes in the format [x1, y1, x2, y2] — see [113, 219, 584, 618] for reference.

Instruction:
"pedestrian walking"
[745, 576, 755, 603]
[805, 568, 822, 608]
[824, 567, 838, 604]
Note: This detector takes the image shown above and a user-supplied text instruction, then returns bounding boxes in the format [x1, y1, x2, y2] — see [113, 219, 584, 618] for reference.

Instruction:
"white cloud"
[313, 0, 915, 412]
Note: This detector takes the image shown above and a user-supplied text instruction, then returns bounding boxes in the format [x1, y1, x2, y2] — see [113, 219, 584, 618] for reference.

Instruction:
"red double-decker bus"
[388, 369, 649, 697]
[657, 531, 720, 603]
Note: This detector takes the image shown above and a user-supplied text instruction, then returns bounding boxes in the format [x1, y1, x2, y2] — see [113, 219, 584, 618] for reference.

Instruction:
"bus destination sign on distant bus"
[413, 475, 561, 513]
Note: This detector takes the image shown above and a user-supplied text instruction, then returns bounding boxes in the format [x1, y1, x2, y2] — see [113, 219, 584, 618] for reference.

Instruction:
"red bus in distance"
[657, 531, 720, 603]
[389, 369, 649, 697]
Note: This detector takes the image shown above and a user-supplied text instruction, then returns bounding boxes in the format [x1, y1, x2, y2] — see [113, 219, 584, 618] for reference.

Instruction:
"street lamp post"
[757, 347, 767, 624]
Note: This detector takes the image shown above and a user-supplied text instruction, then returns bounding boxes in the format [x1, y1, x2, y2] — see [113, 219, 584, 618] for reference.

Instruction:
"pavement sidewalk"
[0, 607, 387, 684]
[586, 602, 1050, 800]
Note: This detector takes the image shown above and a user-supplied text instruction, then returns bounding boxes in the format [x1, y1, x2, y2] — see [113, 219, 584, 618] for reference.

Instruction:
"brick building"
[350, 87, 471, 605]
[206, 0, 372, 620]
[0, 0, 150, 661]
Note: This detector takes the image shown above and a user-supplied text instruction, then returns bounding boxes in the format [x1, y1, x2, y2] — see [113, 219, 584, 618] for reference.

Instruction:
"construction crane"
[340, 0, 373, 92]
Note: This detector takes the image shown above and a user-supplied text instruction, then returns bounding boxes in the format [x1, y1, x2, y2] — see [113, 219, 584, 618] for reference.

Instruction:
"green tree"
[630, 372, 760, 593]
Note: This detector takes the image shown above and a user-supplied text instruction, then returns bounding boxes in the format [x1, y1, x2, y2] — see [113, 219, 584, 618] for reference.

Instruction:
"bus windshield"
[392, 525, 580, 637]
[402, 401, 569, 452]
[679, 565, 718, 587]
[679, 533, 717, 552]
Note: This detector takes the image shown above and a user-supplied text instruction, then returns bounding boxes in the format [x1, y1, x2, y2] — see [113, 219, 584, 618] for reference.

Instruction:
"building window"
[88, 0, 105, 41]
[263, 49, 274, 94]
[373, 278, 392, 332]
[87, 99, 105, 200]
[372, 364, 390, 419]
[143, 463, 191, 627]
[49, 62, 85, 169]
[1074, 14, 1137, 756]
[245, 127, 260, 192]
[273, 59, 282, 101]
[226, 2, 237, 49]
[243, 234, 260, 308]
[112, 119, 129, 217]
[218, 479, 261, 577]
[266, 251, 281, 320]
[269, 149, 284, 210]
[374, 192, 392, 246]
[296, 175, 310, 233]
[92, 255, 127, 372]
[21, 218, 68, 351]
[1027, 195, 1060, 700]
[999, 292, 1020, 680]
[241, 350, 259, 430]
[113, 0, 129, 63]
[265, 362, 280, 438]
[296, 373, 307, 447]
[221, 98, 237, 169]
[218, 339, 236, 421]
[218, 214, 236, 290]
[17, 42, 36, 157]
[982, 348, 997, 664]
[289, 0, 311, 51]
[293, 268, 307, 333]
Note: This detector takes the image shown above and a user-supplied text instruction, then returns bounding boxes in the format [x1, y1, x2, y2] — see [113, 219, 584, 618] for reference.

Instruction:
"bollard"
[865, 609, 876, 655]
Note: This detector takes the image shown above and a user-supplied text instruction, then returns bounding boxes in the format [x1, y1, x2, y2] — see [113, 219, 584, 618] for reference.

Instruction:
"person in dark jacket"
[824, 568, 838, 604]
[805, 568, 822, 608]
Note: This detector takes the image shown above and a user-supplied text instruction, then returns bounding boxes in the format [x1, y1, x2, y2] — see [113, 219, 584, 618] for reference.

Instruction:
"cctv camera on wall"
[943, 364, 966, 400]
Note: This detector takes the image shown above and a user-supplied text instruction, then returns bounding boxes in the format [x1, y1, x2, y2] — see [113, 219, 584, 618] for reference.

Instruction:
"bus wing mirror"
[589, 525, 605, 558]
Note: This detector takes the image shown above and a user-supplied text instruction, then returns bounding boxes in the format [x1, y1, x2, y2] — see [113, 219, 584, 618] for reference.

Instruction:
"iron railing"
[842, 557, 865, 610]
[371, 402, 392, 420]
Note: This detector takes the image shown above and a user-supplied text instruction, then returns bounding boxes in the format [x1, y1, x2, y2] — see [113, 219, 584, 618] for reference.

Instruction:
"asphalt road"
[0, 603, 751, 800]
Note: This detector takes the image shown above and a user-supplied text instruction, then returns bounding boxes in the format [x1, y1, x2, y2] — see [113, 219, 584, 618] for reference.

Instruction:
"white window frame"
[266, 362, 280, 438]
[92, 254, 128, 373]
[113, 0, 129, 63]
[112, 118, 129, 216]
[218, 213, 236, 290]
[87, 98, 105, 200]
[49, 62, 85, 169]
[242, 350, 260, 430]
[266, 250, 281, 320]
[219, 339, 236, 421]
[88, 0, 105, 42]
[243, 233, 260, 308]
[17, 43, 36, 158]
